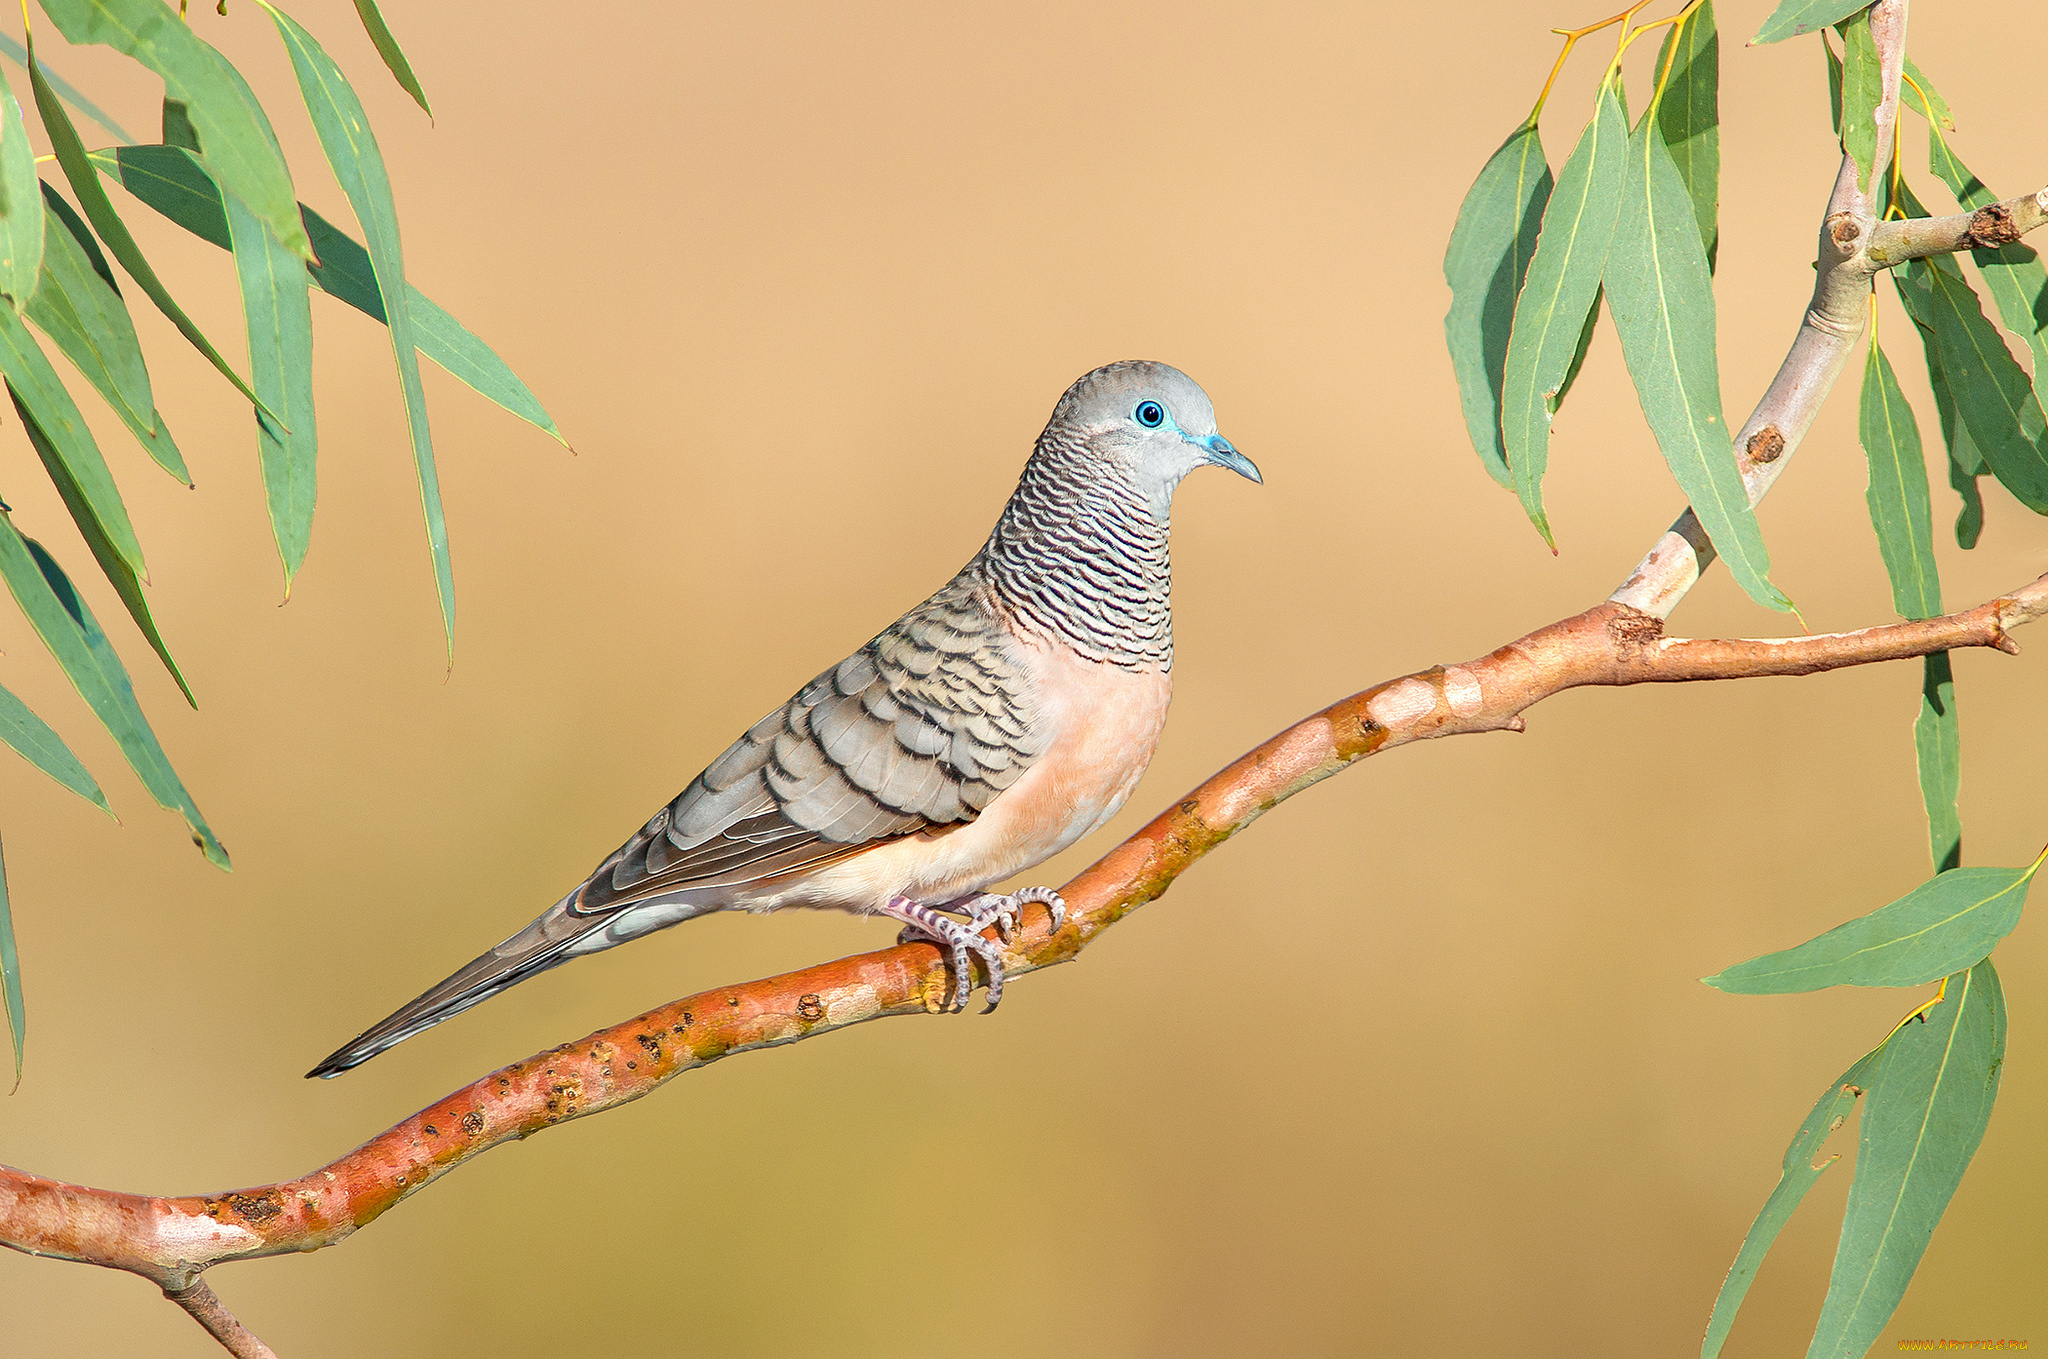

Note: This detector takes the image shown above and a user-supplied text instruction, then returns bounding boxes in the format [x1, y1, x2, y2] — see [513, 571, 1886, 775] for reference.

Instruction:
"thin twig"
[1867, 186, 2048, 266]
[165, 1282, 276, 1359]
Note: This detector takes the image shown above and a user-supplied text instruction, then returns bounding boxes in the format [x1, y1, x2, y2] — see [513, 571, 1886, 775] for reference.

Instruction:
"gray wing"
[570, 572, 1045, 916]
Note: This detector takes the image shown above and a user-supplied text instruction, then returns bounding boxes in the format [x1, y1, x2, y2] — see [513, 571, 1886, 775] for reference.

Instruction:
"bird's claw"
[880, 886, 1066, 1012]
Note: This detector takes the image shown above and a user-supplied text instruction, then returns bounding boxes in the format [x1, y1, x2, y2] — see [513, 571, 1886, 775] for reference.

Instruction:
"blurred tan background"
[0, 1, 2042, 1354]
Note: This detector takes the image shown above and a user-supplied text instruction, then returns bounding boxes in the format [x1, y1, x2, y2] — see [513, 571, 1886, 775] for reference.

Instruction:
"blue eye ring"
[1134, 400, 1165, 428]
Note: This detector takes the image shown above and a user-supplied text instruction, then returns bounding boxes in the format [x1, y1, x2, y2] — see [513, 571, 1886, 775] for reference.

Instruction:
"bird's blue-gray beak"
[1201, 434, 1262, 484]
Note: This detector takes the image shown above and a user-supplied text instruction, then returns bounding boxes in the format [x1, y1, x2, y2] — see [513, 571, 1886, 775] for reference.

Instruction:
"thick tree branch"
[1867, 186, 2048, 267]
[3, 567, 2044, 1357]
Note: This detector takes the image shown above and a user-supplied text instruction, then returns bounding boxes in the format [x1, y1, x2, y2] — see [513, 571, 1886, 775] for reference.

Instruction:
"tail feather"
[308, 892, 603, 1078]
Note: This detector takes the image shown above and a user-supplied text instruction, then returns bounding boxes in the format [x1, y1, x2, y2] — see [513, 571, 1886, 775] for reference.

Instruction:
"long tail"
[307, 893, 703, 1078]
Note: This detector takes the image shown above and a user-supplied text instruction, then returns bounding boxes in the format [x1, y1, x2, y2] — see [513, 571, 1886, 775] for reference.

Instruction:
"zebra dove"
[309, 359, 1258, 1077]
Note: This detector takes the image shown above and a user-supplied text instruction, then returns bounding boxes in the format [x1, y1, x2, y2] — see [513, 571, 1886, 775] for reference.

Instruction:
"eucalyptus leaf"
[224, 187, 318, 589]
[1442, 123, 1551, 489]
[1605, 119, 1788, 611]
[0, 524, 226, 867]
[1501, 80, 1627, 546]
[1654, 0, 1719, 269]
[0, 680, 108, 811]
[1899, 57, 1954, 130]
[351, 0, 432, 117]
[0, 829, 17, 1081]
[27, 46, 278, 424]
[1705, 865, 2032, 994]
[1924, 262, 2048, 512]
[1808, 961, 2004, 1359]
[0, 306, 145, 579]
[1836, 9, 1881, 196]
[1915, 654, 1962, 874]
[0, 80, 42, 306]
[1858, 342, 1940, 621]
[1753, 0, 1871, 45]
[24, 188, 188, 484]
[1927, 133, 2048, 420]
[90, 145, 564, 443]
[1701, 1047, 1881, 1359]
[33, 0, 310, 258]
[262, 2, 451, 649]
[1893, 245, 1988, 549]
[9, 388, 194, 706]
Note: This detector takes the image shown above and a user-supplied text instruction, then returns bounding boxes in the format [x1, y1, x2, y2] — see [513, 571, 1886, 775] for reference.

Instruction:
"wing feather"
[567, 570, 1046, 918]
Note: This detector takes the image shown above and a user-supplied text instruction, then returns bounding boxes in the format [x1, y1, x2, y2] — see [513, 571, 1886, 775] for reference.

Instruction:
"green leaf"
[1500, 81, 1627, 546]
[33, 0, 310, 260]
[0, 679, 109, 810]
[1924, 261, 2048, 512]
[1927, 133, 2048, 422]
[0, 829, 18, 1082]
[0, 33, 136, 143]
[1441, 123, 1551, 489]
[1654, 0, 1719, 270]
[1753, 0, 1871, 45]
[1837, 9, 1881, 196]
[1701, 1047, 1881, 1359]
[262, 3, 451, 650]
[90, 146, 565, 443]
[351, 0, 432, 118]
[1809, 960, 2004, 1359]
[1892, 243, 1988, 549]
[9, 387, 194, 706]
[222, 188, 318, 589]
[1605, 118, 1788, 611]
[161, 96, 199, 152]
[1824, 33, 1843, 136]
[1858, 342, 1940, 620]
[1705, 864, 2032, 994]
[0, 305, 145, 579]
[1915, 653, 1962, 874]
[0, 524, 226, 867]
[24, 187, 189, 484]
[1899, 57, 1954, 131]
[1548, 287, 1600, 417]
[0, 79, 43, 306]
[26, 45, 280, 425]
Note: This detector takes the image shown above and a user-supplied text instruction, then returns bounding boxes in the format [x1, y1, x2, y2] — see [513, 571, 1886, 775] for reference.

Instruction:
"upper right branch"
[1867, 186, 2048, 266]
[1612, 0, 1912, 619]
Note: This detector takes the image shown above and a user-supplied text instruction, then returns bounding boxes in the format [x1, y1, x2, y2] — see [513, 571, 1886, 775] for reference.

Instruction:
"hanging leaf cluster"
[0, 0, 561, 1079]
[1441, 0, 2047, 1352]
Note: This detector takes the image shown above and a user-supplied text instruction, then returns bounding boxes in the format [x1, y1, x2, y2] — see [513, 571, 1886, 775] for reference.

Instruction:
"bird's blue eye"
[1134, 401, 1165, 428]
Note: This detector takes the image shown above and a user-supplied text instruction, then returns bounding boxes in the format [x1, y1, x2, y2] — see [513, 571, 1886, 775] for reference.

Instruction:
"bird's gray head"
[1040, 360, 1260, 515]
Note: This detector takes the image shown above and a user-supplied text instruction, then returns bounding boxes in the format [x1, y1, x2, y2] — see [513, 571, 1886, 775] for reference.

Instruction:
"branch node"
[1825, 211, 1863, 254]
[1744, 425, 1786, 466]
[1963, 201, 2024, 248]
[1606, 605, 1666, 647]
[1992, 628, 2022, 656]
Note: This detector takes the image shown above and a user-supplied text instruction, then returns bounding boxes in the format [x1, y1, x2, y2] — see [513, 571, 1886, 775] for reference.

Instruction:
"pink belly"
[745, 648, 1172, 913]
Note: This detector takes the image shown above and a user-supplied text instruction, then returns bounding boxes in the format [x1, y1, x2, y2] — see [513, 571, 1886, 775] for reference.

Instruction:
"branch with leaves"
[0, 0, 562, 1080]
[2, 0, 2046, 1354]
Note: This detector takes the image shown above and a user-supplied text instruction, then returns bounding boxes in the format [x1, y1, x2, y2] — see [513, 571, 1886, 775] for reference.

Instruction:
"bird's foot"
[964, 885, 1067, 940]
[883, 887, 1067, 1012]
[878, 895, 1010, 1013]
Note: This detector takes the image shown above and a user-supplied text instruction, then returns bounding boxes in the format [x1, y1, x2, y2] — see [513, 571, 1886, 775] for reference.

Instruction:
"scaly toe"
[1016, 885, 1067, 933]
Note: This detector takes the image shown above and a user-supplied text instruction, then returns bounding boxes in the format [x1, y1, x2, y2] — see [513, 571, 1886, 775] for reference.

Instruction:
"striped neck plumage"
[974, 429, 1173, 671]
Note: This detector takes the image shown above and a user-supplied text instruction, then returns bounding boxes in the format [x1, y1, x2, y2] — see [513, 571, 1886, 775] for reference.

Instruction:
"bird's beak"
[1201, 434, 1262, 484]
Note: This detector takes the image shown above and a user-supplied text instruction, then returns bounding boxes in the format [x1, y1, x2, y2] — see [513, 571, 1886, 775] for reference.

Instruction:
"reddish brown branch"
[4, 569, 2043, 1354]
